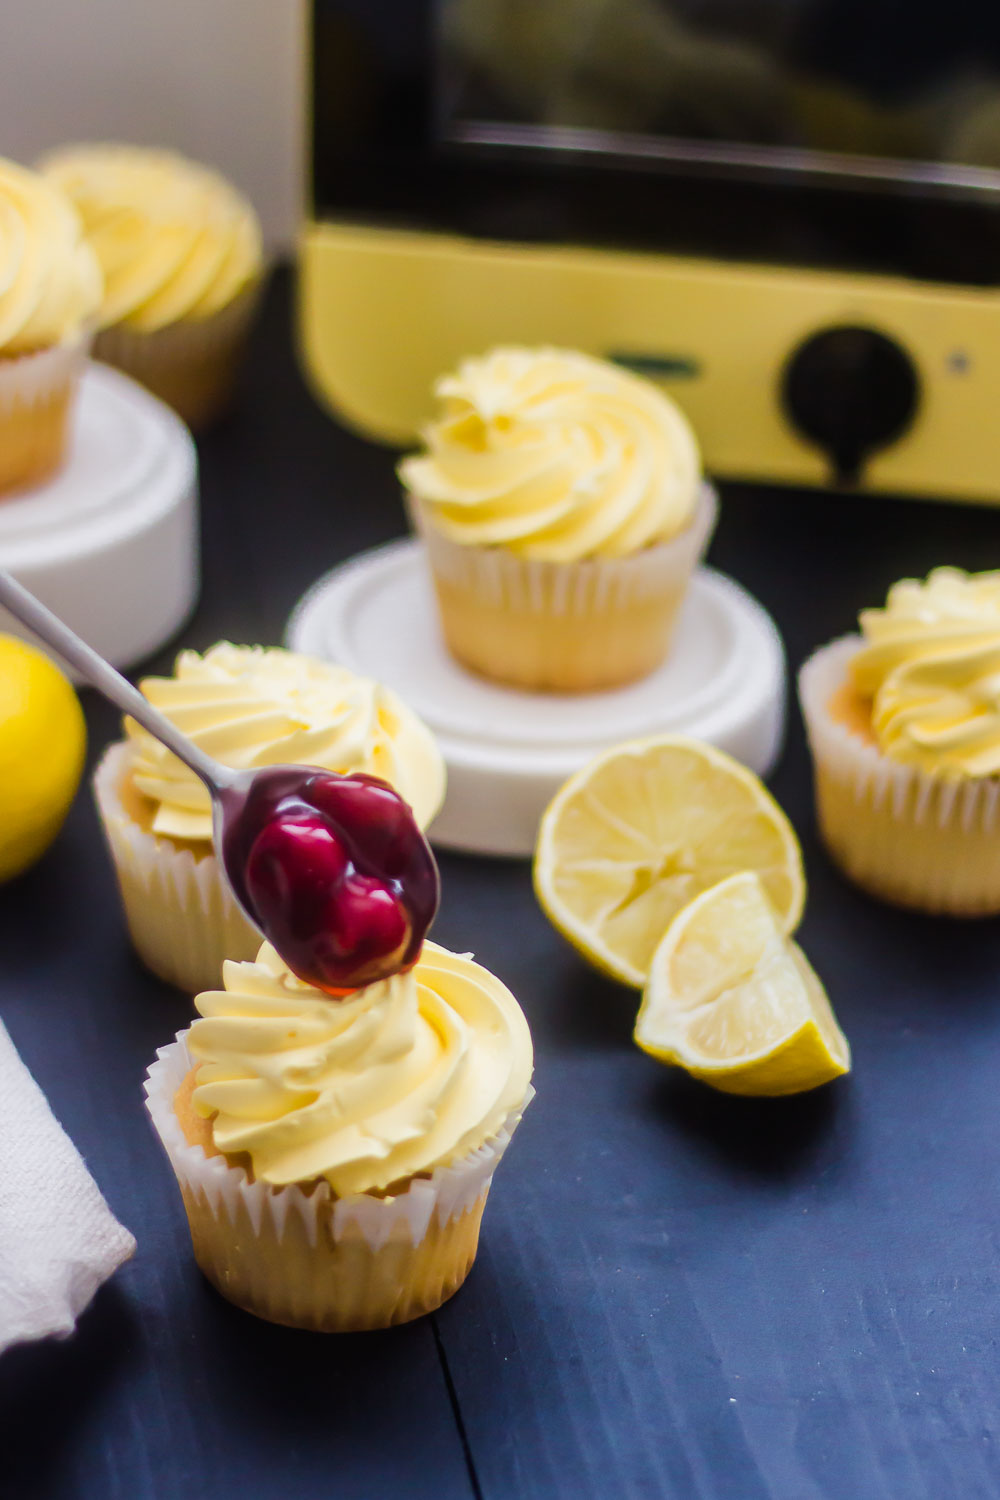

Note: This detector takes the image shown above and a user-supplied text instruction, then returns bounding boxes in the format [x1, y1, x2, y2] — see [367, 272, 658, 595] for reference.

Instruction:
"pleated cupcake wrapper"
[93, 276, 262, 428]
[0, 334, 91, 494]
[94, 278, 261, 374]
[798, 637, 1000, 913]
[407, 481, 718, 616]
[92, 741, 259, 995]
[0, 334, 89, 414]
[145, 1032, 533, 1252]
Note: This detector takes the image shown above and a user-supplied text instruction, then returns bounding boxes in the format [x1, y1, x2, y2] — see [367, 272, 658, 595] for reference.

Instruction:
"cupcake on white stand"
[289, 346, 787, 856]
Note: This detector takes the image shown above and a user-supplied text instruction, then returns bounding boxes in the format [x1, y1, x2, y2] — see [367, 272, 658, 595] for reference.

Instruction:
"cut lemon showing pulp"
[533, 736, 805, 987]
[635, 872, 849, 1096]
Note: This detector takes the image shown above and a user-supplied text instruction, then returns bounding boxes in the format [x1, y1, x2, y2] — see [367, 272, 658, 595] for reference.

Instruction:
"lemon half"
[534, 736, 805, 988]
[634, 871, 850, 1096]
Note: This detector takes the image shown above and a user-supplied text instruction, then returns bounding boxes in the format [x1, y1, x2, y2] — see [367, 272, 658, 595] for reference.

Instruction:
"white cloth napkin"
[0, 1019, 135, 1354]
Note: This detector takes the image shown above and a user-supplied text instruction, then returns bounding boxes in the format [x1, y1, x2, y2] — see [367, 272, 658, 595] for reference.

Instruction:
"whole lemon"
[0, 633, 86, 882]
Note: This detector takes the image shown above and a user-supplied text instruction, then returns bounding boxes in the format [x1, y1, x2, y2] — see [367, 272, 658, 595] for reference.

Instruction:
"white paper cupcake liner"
[95, 280, 260, 372]
[406, 482, 717, 689]
[408, 481, 717, 615]
[0, 333, 91, 494]
[93, 741, 260, 993]
[145, 1032, 533, 1250]
[798, 636, 1000, 912]
[0, 334, 89, 415]
[145, 1032, 532, 1329]
[94, 277, 262, 428]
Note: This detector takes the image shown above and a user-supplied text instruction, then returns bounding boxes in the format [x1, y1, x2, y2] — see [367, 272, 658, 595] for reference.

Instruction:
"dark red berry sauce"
[221, 767, 439, 996]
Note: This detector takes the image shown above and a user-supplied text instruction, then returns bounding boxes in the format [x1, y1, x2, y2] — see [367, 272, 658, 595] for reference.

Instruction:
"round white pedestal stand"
[0, 362, 198, 675]
[287, 539, 787, 858]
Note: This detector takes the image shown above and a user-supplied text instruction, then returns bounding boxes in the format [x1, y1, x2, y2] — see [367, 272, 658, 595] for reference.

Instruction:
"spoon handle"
[0, 569, 232, 791]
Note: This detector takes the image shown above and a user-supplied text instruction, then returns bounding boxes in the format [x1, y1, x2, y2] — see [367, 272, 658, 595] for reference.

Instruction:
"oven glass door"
[438, 0, 1000, 196]
[312, 0, 1000, 285]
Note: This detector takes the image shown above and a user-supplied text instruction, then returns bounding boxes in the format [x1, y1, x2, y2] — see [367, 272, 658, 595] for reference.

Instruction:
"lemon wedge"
[533, 736, 805, 987]
[634, 871, 849, 1095]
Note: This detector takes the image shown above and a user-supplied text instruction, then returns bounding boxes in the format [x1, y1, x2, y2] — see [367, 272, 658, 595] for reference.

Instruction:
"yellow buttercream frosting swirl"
[188, 940, 534, 1196]
[39, 145, 262, 333]
[125, 643, 445, 841]
[851, 567, 1000, 777]
[0, 156, 102, 354]
[399, 346, 702, 561]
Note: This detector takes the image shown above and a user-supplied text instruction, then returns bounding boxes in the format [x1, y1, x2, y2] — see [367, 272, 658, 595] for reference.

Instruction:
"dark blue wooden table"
[3, 272, 1000, 1500]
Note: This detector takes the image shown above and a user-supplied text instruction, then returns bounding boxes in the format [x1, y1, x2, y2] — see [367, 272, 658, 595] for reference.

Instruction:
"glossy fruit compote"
[221, 767, 439, 995]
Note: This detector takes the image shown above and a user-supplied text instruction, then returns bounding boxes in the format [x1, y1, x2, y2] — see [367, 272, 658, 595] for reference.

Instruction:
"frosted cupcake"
[0, 157, 101, 494]
[40, 145, 263, 429]
[399, 346, 714, 692]
[145, 940, 533, 1331]
[799, 567, 1000, 914]
[93, 643, 446, 993]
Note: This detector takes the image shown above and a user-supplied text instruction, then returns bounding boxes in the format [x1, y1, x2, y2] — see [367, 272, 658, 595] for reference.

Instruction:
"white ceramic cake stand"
[0, 362, 198, 675]
[287, 539, 787, 858]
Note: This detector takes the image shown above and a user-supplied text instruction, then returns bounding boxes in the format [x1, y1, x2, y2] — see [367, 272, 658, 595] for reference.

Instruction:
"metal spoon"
[0, 572, 440, 994]
[0, 568, 266, 934]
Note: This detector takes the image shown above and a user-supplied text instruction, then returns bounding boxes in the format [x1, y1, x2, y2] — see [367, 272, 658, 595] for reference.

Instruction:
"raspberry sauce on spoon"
[0, 570, 439, 994]
[220, 766, 439, 993]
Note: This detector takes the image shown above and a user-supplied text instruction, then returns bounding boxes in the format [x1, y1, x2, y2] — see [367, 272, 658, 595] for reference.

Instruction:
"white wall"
[0, 0, 304, 250]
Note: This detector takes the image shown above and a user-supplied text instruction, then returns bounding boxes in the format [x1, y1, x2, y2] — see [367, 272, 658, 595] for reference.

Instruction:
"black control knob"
[781, 325, 919, 487]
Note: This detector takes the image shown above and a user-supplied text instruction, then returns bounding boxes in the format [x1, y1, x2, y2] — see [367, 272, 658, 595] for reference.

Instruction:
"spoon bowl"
[219, 764, 439, 994]
[0, 570, 439, 995]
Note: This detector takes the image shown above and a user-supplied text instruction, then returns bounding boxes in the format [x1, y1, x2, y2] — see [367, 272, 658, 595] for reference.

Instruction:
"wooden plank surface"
[429, 451, 1000, 1500]
[0, 278, 476, 1500]
[4, 272, 1000, 1498]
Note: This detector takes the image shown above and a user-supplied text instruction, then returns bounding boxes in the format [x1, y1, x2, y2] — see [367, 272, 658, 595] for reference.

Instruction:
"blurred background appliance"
[301, 0, 1000, 500]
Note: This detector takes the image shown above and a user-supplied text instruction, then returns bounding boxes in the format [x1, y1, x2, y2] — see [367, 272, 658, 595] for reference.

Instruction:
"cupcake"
[799, 567, 1000, 914]
[399, 346, 715, 692]
[39, 145, 263, 429]
[0, 157, 101, 494]
[93, 643, 446, 994]
[145, 940, 534, 1331]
